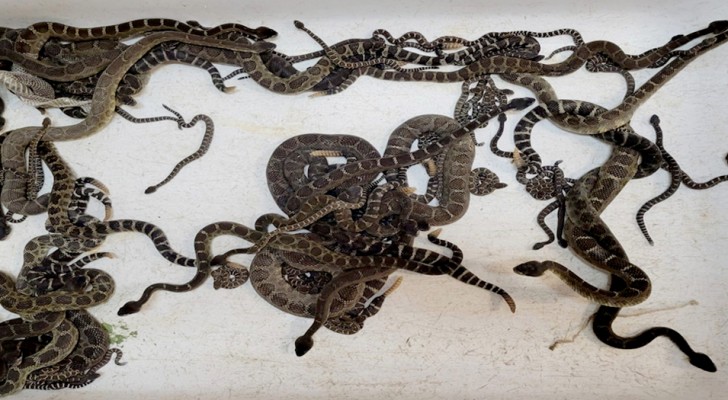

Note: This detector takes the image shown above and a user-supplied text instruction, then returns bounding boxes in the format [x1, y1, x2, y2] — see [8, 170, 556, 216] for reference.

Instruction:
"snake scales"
[115, 88, 528, 356]
[500, 52, 720, 368]
[1, 31, 273, 216]
[0, 17, 725, 392]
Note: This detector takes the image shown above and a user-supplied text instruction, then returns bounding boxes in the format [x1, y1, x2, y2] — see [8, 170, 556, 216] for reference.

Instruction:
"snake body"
[320, 22, 726, 97]
[505, 67, 716, 369]
[636, 115, 728, 244]
[381, 114, 506, 226]
[52, 46, 231, 117]
[0, 319, 77, 396]
[253, 230, 514, 355]
[1, 31, 273, 216]
[0, 17, 724, 381]
[25, 310, 124, 389]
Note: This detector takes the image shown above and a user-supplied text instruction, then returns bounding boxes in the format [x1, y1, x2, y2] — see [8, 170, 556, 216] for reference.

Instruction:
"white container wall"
[1, 1, 726, 398]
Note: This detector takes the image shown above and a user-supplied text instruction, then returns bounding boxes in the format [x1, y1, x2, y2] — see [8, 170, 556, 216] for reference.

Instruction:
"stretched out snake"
[114, 105, 216, 194]
[254, 229, 515, 356]
[120, 184, 515, 319]
[510, 113, 715, 371]
[504, 76, 715, 369]
[52, 45, 232, 117]
[504, 82, 655, 307]
[1, 18, 722, 379]
[635, 115, 728, 244]
[0, 19, 274, 82]
[1, 31, 274, 216]
[318, 21, 727, 98]
[217, 24, 541, 95]
[497, 25, 728, 246]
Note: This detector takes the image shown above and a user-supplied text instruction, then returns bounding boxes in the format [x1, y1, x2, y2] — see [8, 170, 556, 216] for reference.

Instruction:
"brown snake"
[0, 19, 723, 383]
[24, 310, 124, 390]
[0, 19, 274, 82]
[0, 317, 77, 396]
[504, 82, 653, 306]
[318, 21, 727, 97]
[1, 31, 273, 216]
[513, 143, 651, 307]
[509, 108, 716, 369]
[278, 99, 533, 227]
[635, 115, 728, 245]
[0, 265, 114, 394]
[254, 230, 515, 356]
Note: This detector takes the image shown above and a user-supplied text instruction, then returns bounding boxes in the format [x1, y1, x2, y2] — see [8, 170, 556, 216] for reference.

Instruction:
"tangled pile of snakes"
[0, 17, 726, 396]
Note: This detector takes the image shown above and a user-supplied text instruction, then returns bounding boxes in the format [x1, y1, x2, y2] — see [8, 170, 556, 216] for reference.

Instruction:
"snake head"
[709, 20, 728, 34]
[253, 26, 278, 40]
[689, 352, 717, 373]
[87, 372, 103, 383]
[513, 261, 549, 277]
[117, 301, 142, 316]
[294, 335, 314, 357]
[506, 97, 536, 111]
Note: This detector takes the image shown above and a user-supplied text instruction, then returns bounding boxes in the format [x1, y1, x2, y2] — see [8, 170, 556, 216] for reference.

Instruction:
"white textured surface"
[1, 1, 727, 398]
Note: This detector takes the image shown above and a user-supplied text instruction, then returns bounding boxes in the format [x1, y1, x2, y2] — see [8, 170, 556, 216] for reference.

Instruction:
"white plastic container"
[1, 1, 726, 398]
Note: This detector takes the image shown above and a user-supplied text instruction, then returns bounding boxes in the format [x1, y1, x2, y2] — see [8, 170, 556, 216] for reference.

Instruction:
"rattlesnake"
[1, 31, 273, 216]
